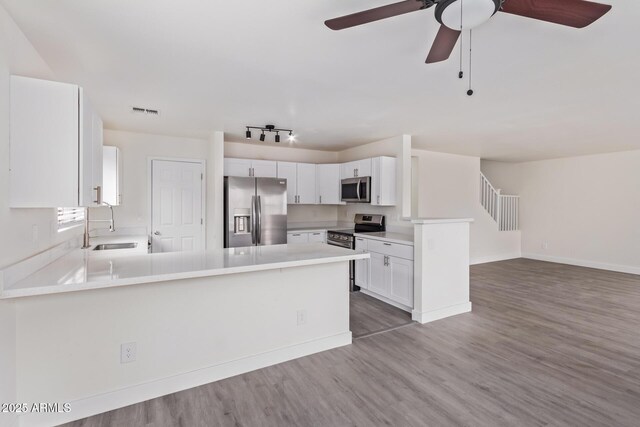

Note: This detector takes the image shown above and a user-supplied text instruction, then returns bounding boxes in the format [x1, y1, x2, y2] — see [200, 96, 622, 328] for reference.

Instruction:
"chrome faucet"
[82, 202, 116, 249]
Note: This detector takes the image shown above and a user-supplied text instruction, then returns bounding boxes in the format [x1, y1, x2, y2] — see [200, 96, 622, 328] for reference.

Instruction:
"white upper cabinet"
[340, 158, 372, 179]
[224, 158, 277, 178]
[296, 163, 316, 204]
[103, 146, 121, 206]
[316, 164, 342, 205]
[10, 76, 103, 208]
[371, 156, 397, 206]
[251, 160, 277, 178]
[277, 162, 316, 204]
[277, 161, 297, 205]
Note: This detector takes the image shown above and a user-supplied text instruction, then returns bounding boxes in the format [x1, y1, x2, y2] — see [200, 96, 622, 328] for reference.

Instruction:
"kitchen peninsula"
[0, 243, 367, 426]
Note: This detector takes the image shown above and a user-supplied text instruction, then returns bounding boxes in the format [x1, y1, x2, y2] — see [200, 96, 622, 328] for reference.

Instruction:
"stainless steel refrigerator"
[224, 177, 287, 248]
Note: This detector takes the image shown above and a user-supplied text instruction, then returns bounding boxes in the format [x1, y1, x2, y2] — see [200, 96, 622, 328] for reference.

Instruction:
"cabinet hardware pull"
[94, 186, 102, 205]
[383, 243, 392, 246]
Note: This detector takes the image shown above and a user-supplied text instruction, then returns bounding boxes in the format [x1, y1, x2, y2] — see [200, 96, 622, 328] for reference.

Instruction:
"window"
[57, 207, 85, 230]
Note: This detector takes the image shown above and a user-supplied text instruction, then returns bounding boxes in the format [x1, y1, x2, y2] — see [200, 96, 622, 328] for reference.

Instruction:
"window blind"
[57, 207, 85, 228]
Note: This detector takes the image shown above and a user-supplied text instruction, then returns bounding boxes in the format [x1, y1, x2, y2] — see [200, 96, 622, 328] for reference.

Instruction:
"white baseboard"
[19, 332, 352, 427]
[522, 253, 640, 276]
[470, 252, 521, 265]
[360, 289, 412, 313]
[412, 302, 472, 324]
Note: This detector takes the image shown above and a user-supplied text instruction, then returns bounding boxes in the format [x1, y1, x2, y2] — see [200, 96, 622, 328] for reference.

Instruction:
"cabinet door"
[251, 160, 277, 178]
[357, 158, 372, 177]
[287, 232, 309, 243]
[224, 158, 252, 177]
[79, 89, 102, 207]
[340, 161, 356, 179]
[316, 164, 342, 205]
[368, 252, 389, 296]
[389, 256, 414, 308]
[308, 231, 326, 243]
[102, 146, 121, 206]
[371, 156, 396, 206]
[296, 163, 316, 204]
[277, 162, 297, 204]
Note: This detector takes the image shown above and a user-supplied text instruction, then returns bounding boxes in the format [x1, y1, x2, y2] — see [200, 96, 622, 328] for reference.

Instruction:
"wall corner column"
[412, 218, 474, 324]
[206, 131, 224, 250]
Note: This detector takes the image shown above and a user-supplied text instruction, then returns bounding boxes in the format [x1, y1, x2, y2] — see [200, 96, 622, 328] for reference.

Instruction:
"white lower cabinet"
[308, 231, 326, 243]
[287, 231, 326, 243]
[356, 237, 414, 311]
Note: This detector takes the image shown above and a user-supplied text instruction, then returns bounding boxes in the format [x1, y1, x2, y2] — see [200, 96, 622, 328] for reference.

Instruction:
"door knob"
[154, 231, 161, 235]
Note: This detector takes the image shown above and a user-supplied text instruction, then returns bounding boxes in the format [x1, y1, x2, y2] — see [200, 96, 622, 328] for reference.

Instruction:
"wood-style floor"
[349, 291, 413, 338]
[63, 259, 640, 427]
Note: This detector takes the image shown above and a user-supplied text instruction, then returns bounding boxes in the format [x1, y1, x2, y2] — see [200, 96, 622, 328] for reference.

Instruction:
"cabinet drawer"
[308, 231, 326, 243]
[367, 239, 413, 260]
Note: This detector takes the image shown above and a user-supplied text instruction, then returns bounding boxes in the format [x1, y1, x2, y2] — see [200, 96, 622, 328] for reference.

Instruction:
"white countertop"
[1, 244, 368, 300]
[353, 232, 414, 245]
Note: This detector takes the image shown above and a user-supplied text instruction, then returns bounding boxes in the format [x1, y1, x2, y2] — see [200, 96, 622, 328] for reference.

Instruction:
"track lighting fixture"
[244, 124, 295, 143]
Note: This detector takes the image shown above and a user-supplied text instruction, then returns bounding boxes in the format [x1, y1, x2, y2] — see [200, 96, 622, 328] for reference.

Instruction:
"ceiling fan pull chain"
[459, 0, 464, 79]
[467, 29, 474, 96]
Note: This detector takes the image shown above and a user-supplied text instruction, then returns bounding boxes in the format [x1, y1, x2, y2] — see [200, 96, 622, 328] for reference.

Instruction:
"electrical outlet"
[542, 242, 549, 250]
[120, 342, 137, 363]
[296, 310, 307, 326]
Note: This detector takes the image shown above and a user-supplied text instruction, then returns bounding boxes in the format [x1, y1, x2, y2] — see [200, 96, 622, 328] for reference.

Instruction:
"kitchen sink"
[93, 243, 138, 251]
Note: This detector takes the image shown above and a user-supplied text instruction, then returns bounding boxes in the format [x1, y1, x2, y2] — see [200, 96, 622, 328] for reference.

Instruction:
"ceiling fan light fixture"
[437, 0, 501, 30]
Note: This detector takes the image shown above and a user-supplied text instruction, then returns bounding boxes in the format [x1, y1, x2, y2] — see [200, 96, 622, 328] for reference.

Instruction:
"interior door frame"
[147, 157, 207, 252]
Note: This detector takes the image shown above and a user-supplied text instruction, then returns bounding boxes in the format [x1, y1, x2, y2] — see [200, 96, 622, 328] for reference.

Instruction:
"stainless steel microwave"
[341, 177, 371, 203]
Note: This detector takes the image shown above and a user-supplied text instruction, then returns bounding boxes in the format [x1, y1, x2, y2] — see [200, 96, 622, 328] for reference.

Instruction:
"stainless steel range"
[327, 214, 385, 291]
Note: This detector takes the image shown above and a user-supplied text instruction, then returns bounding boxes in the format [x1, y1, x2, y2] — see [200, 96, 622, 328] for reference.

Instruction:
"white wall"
[484, 151, 640, 274]
[0, 6, 81, 270]
[95, 130, 209, 232]
[414, 150, 521, 264]
[0, 7, 61, 425]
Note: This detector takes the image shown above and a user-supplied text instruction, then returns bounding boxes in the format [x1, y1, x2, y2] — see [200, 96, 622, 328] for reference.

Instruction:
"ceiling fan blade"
[325, 0, 426, 30]
[500, 0, 612, 28]
[426, 25, 461, 64]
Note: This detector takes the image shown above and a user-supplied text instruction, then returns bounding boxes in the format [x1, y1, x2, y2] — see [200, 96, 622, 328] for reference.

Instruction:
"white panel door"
[357, 159, 372, 177]
[368, 252, 388, 296]
[251, 160, 277, 178]
[151, 160, 204, 253]
[389, 256, 414, 307]
[296, 163, 316, 204]
[316, 164, 342, 205]
[277, 162, 297, 204]
[224, 158, 252, 177]
[340, 161, 357, 179]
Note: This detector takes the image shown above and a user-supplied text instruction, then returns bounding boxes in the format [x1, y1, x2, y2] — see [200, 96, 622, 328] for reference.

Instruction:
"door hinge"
[200, 173, 203, 180]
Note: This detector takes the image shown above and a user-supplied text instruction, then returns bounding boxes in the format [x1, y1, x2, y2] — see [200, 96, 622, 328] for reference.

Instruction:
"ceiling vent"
[131, 106, 160, 116]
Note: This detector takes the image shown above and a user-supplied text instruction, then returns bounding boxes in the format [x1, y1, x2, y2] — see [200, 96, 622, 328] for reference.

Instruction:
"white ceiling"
[1, 0, 638, 161]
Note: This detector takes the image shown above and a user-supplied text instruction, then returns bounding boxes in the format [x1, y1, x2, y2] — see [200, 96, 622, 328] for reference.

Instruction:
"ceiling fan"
[325, 0, 612, 64]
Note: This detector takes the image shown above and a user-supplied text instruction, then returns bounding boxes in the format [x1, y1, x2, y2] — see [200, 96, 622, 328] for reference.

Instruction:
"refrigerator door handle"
[256, 195, 262, 245]
[251, 195, 257, 245]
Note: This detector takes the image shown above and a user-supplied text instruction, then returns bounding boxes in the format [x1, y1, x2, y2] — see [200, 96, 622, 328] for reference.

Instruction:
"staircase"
[480, 172, 520, 231]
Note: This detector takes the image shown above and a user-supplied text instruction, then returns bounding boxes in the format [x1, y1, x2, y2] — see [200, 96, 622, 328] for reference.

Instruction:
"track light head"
[246, 128, 252, 139]
[275, 132, 280, 143]
[288, 131, 295, 142]
[259, 132, 265, 142]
